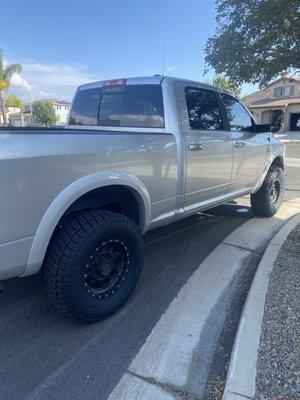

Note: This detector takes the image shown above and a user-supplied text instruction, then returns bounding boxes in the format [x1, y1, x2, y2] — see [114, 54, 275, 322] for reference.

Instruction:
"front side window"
[222, 94, 253, 132]
[69, 88, 101, 126]
[185, 87, 223, 130]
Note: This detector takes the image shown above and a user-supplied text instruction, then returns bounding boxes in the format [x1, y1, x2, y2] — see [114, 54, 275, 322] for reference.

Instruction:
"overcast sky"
[1, 0, 257, 102]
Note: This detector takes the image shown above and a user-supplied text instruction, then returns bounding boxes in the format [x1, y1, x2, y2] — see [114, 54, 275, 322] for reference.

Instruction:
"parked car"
[0, 76, 285, 321]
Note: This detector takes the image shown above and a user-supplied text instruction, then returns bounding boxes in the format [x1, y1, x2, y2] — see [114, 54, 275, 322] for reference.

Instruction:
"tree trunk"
[0, 90, 7, 126]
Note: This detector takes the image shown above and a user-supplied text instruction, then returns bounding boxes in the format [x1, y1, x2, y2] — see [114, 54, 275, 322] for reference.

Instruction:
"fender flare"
[252, 151, 285, 194]
[23, 171, 151, 276]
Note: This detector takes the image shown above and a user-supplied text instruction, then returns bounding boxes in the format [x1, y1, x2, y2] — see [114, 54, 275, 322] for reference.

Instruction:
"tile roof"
[249, 97, 300, 108]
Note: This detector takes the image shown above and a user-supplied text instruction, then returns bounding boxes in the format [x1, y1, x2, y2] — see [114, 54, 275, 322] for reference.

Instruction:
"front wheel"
[44, 210, 143, 322]
[251, 166, 285, 217]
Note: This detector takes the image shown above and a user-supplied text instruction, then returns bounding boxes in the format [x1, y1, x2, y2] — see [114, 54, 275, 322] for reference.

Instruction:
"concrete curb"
[108, 198, 300, 400]
[222, 212, 300, 400]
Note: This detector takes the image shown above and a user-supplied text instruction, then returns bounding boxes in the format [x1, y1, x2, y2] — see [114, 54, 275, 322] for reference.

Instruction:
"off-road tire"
[44, 210, 143, 322]
[251, 166, 285, 217]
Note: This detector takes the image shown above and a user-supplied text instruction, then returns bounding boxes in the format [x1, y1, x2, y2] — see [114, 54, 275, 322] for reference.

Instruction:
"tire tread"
[44, 210, 140, 320]
[251, 166, 284, 217]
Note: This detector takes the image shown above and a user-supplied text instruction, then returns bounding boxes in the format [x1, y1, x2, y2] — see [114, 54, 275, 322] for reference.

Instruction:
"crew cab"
[0, 76, 285, 321]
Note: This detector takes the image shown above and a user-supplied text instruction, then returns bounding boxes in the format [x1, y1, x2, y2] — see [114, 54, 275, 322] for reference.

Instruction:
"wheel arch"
[252, 154, 285, 194]
[23, 171, 151, 277]
[270, 155, 285, 171]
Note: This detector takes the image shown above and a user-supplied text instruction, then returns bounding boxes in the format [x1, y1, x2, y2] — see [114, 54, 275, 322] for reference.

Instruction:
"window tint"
[185, 87, 223, 130]
[69, 88, 100, 126]
[222, 94, 253, 131]
[99, 85, 164, 128]
[69, 85, 164, 128]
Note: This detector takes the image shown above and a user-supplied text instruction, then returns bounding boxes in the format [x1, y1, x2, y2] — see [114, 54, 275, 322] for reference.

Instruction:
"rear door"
[221, 94, 267, 193]
[176, 82, 233, 211]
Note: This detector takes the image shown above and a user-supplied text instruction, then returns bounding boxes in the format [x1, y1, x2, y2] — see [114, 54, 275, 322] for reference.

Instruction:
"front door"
[176, 83, 232, 211]
[221, 94, 267, 194]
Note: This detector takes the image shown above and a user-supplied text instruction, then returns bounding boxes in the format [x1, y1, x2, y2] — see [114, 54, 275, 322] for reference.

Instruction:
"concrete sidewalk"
[223, 214, 300, 400]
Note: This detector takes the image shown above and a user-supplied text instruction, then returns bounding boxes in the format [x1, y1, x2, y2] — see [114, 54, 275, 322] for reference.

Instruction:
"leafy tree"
[32, 101, 57, 126]
[5, 95, 24, 110]
[205, 0, 300, 86]
[212, 74, 242, 97]
[0, 49, 22, 125]
[240, 95, 249, 106]
[5, 95, 25, 126]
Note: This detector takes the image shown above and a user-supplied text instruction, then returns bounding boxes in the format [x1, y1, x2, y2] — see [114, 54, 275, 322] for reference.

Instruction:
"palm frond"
[4, 63, 22, 80]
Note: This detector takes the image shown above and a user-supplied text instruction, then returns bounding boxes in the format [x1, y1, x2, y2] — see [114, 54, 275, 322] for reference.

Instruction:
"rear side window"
[221, 94, 253, 131]
[69, 88, 100, 126]
[185, 87, 223, 130]
[69, 84, 164, 128]
[99, 85, 164, 128]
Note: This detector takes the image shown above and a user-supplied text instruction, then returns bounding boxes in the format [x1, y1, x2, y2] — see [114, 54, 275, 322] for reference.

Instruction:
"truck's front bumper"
[0, 236, 34, 280]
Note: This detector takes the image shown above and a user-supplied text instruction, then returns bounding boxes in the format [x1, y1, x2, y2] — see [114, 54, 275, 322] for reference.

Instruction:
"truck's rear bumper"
[0, 236, 34, 280]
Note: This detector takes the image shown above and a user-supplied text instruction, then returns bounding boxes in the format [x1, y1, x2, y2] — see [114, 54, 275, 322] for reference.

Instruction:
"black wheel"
[44, 210, 143, 322]
[251, 166, 285, 217]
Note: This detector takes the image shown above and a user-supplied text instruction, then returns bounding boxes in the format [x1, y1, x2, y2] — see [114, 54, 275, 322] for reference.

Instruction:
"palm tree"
[0, 49, 22, 126]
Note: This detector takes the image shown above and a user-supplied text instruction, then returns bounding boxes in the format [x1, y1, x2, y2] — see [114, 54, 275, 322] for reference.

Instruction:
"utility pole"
[28, 89, 32, 125]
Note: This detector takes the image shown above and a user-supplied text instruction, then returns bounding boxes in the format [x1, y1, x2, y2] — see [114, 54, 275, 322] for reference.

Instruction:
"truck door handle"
[234, 141, 245, 148]
[189, 144, 205, 151]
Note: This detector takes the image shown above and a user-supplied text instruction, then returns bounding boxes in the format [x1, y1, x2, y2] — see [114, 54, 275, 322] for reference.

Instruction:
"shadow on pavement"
[0, 202, 251, 400]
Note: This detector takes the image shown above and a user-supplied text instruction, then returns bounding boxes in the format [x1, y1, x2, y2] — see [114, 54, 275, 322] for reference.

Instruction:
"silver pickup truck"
[0, 76, 285, 321]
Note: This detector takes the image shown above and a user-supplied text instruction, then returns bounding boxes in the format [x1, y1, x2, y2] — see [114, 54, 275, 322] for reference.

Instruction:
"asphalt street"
[0, 143, 298, 400]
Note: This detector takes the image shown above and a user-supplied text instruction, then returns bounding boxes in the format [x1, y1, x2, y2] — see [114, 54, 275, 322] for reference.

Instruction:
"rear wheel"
[44, 210, 143, 322]
[251, 166, 285, 217]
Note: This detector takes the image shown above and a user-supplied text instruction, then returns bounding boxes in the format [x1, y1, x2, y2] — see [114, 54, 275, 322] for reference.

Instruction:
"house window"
[273, 86, 295, 97]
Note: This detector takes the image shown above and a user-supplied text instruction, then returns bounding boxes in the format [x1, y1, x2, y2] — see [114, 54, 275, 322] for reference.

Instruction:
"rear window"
[69, 88, 100, 126]
[69, 84, 164, 128]
[185, 87, 223, 130]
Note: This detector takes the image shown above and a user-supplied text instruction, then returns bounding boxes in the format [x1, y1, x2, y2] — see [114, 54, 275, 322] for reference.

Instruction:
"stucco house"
[9, 109, 32, 126]
[0, 106, 21, 125]
[8, 99, 71, 126]
[45, 99, 71, 124]
[247, 76, 300, 132]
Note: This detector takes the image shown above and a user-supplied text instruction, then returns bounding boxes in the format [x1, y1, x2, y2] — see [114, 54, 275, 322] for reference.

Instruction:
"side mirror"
[255, 124, 271, 133]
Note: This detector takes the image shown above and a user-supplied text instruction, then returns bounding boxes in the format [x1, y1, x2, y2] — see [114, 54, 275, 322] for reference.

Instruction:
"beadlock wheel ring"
[84, 239, 130, 299]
